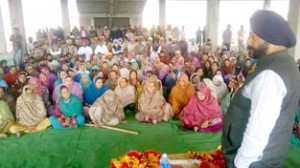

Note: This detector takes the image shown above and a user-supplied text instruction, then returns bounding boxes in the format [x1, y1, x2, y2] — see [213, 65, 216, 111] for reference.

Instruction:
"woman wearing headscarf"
[114, 77, 136, 113]
[28, 77, 51, 107]
[202, 78, 218, 100]
[49, 86, 85, 129]
[92, 69, 104, 82]
[79, 73, 92, 93]
[136, 76, 173, 124]
[104, 70, 119, 91]
[158, 64, 170, 84]
[84, 77, 109, 105]
[54, 70, 68, 87]
[241, 58, 252, 79]
[39, 72, 54, 96]
[168, 74, 196, 118]
[212, 75, 229, 103]
[9, 85, 50, 134]
[119, 67, 130, 79]
[3, 65, 18, 86]
[152, 56, 164, 76]
[39, 66, 57, 85]
[171, 50, 184, 71]
[165, 69, 186, 95]
[111, 64, 120, 76]
[182, 85, 223, 132]
[0, 100, 15, 138]
[89, 90, 125, 127]
[112, 39, 122, 56]
[190, 73, 201, 88]
[221, 59, 233, 84]
[0, 82, 16, 115]
[52, 75, 83, 103]
[10, 71, 28, 99]
[129, 70, 143, 105]
[89, 65, 98, 78]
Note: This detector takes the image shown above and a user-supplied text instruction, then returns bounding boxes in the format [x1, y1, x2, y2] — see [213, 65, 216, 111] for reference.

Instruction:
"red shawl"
[182, 85, 222, 130]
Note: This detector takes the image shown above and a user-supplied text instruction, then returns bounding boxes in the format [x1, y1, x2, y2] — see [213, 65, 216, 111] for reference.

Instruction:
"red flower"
[199, 161, 211, 168]
[127, 150, 141, 159]
[110, 164, 116, 168]
[121, 162, 128, 168]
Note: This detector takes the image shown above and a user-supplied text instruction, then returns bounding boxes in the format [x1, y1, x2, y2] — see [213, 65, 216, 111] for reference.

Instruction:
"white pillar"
[288, 0, 300, 61]
[0, 7, 7, 54]
[61, 0, 71, 35]
[8, 0, 26, 53]
[206, 0, 219, 45]
[263, 0, 271, 10]
[159, 0, 166, 28]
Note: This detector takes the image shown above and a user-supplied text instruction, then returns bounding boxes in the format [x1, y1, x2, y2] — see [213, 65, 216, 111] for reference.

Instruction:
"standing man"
[238, 25, 246, 53]
[222, 25, 232, 51]
[9, 28, 23, 68]
[196, 27, 202, 47]
[222, 10, 300, 168]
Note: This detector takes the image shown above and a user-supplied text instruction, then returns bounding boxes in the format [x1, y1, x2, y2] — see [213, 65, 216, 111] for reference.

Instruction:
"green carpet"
[0, 113, 299, 168]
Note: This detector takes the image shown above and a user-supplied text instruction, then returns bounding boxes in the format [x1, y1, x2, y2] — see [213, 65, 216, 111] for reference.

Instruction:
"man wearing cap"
[222, 10, 300, 168]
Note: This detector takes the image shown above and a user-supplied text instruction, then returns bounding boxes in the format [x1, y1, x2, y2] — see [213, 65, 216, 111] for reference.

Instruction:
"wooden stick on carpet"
[85, 124, 139, 135]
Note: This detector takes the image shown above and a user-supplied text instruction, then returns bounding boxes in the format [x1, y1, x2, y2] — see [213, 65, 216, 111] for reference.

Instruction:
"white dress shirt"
[234, 70, 287, 168]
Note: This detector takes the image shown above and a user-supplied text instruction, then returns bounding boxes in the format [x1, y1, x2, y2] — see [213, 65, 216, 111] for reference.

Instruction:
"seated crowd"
[0, 24, 284, 141]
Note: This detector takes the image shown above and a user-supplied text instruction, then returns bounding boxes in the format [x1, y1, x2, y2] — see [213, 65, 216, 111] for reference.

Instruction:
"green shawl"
[59, 95, 84, 117]
[0, 100, 15, 134]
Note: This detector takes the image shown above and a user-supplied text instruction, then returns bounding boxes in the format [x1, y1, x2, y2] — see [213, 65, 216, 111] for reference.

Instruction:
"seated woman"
[114, 77, 136, 113]
[202, 78, 218, 100]
[52, 75, 83, 103]
[92, 69, 104, 82]
[129, 70, 143, 103]
[291, 107, 300, 146]
[0, 100, 15, 138]
[158, 64, 170, 84]
[3, 65, 18, 86]
[9, 85, 50, 134]
[105, 70, 119, 91]
[168, 74, 195, 118]
[10, 71, 28, 99]
[212, 74, 229, 103]
[0, 82, 16, 115]
[40, 72, 54, 96]
[136, 76, 173, 124]
[54, 70, 68, 87]
[190, 73, 201, 87]
[79, 73, 92, 93]
[165, 70, 185, 98]
[28, 77, 51, 107]
[84, 77, 109, 105]
[0, 78, 16, 111]
[39, 66, 57, 85]
[89, 90, 125, 127]
[182, 85, 223, 132]
[49, 86, 85, 129]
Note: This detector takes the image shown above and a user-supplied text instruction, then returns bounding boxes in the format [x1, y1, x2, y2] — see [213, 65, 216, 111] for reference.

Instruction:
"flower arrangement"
[111, 146, 225, 168]
[110, 150, 161, 168]
[186, 146, 225, 168]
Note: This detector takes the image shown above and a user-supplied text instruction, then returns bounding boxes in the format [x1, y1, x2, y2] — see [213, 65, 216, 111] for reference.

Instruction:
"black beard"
[247, 42, 269, 59]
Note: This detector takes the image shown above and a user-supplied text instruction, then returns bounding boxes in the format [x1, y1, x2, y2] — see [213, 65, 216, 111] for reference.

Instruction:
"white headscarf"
[212, 75, 229, 103]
